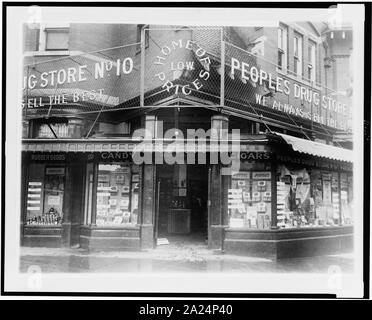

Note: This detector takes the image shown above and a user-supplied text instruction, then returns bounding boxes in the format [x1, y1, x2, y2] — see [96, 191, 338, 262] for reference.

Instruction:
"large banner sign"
[144, 27, 222, 106]
[22, 27, 352, 132]
[22, 43, 140, 116]
[224, 43, 351, 131]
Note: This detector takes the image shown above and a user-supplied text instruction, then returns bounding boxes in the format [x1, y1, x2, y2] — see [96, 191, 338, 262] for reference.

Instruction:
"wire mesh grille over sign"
[144, 27, 222, 106]
[22, 43, 141, 119]
[22, 25, 352, 134]
[223, 42, 351, 132]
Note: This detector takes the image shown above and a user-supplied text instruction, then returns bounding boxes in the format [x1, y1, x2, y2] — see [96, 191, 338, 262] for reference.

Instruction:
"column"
[62, 160, 85, 247]
[20, 154, 28, 243]
[140, 164, 156, 249]
[62, 165, 73, 247]
[208, 115, 229, 249]
[208, 164, 223, 249]
[138, 114, 157, 249]
[270, 157, 278, 229]
[71, 161, 85, 246]
[221, 170, 230, 251]
[338, 170, 343, 225]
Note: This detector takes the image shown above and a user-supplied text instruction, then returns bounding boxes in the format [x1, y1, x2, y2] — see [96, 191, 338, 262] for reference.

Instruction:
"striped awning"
[274, 132, 353, 163]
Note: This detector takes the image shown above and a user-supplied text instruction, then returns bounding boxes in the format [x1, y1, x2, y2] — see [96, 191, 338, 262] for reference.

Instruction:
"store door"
[154, 164, 209, 247]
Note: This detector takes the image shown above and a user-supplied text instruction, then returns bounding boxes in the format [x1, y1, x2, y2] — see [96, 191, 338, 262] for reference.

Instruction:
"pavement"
[19, 236, 355, 274]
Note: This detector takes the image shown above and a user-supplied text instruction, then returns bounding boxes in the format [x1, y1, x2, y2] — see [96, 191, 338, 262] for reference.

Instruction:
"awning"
[273, 132, 353, 163]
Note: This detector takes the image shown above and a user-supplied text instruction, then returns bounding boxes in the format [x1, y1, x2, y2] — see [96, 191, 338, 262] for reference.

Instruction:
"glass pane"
[278, 29, 283, 49]
[43, 167, 65, 215]
[95, 163, 134, 226]
[294, 37, 298, 56]
[46, 30, 69, 50]
[228, 170, 271, 229]
[39, 167, 64, 225]
[308, 65, 312, 81]
[277, 166, 352, 229]
[278, 51, 283, 69]
[331, 172, 340, 224]
[309, 43, 315, 65]
[26, 165, 64, 226]
[345, 173, 353, 224]
[277, 165, 313, 228]
[294, 58, 298, 74]
[38, 123, 69, 138]
[26, 164, 45, 225]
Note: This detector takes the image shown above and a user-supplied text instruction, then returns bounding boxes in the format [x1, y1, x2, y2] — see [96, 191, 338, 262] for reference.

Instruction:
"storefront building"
[21, 23, 354, 258]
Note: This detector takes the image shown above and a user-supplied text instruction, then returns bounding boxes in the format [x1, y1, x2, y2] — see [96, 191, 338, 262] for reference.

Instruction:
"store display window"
[277, 164, 312, 228]
[331, 172, 340, 223]
[277, 164, 353, 228]
[26, 164, 64, 226]
[341, 172, 353, 225]
[228, 162, 272, 229]
[94, 163, 139, 226]
[312, 170, 342, 226]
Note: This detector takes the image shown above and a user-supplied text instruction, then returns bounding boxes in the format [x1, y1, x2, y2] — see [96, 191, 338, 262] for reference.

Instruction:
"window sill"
[226, 224, 353, 232]
[24, 50, 72, 57]
[81, 224, 140, 230]
[35, 50, 71, 56]
[24, 224, 62, 228]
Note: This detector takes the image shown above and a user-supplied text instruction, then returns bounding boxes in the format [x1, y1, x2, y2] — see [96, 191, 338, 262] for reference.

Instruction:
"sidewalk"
[19, 245, 355, 274]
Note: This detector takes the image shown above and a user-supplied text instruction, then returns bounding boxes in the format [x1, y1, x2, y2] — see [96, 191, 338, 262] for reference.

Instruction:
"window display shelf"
[24, 224, 62, 228]
[81, 224, 140, 230]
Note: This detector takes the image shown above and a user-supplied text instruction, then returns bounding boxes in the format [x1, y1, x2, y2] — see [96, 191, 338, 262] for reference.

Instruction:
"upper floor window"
[277, 26, 288, 70]
[37, 122, 70, 138]
[45, 28, 69, 51]
[293, 32, 303, 76]
[307, 41, 316, 82]
[39, 24, 70, 52]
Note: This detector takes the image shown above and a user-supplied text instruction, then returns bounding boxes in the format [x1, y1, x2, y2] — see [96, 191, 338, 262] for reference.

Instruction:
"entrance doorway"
[155, 164, 209, 248]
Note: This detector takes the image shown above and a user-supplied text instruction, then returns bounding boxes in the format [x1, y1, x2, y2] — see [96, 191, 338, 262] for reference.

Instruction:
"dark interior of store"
[156, 164, 209, 245]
